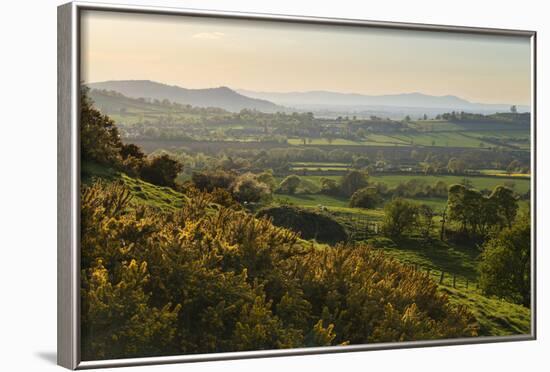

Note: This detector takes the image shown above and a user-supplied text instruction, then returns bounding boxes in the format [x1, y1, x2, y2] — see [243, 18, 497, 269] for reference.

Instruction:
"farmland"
[285, 129, 529, 149]
[83, 86, 533, 356]
[279, 173, 531, 195]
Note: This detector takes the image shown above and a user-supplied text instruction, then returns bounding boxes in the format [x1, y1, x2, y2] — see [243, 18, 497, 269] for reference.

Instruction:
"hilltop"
[88, 80, 285, 113]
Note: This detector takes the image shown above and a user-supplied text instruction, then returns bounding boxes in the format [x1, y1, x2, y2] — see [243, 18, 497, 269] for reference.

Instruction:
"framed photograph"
[58, 1, 536, 369]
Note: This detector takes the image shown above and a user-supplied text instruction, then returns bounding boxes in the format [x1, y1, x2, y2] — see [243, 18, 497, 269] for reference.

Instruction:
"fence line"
[334, 212, 480, 292]
[403, 261, 479, 292]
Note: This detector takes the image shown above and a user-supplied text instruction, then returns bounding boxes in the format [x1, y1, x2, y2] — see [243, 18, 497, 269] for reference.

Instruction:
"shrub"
[416, 204, 436, 241]
[255, 171, 278, 192]
[191, 169, 236, 192]
[382, 198, 418, 238]
[231, 173, 271, 203]
[349, 187, 381, 209]
[81, 181, 478, 360]
[120, 143, 146, 177]
[319, 177, 340, 196]
[140, 155, 183, 187]
[208, 187, 241, 210]
[339, 170, 369, 197]
[278, 175, 301, 195]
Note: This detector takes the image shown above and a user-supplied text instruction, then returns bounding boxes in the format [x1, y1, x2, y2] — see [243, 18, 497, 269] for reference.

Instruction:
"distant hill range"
[86, 80, 530, 117]
[237, 89, 530, 117]
[87, 80, 284, 113]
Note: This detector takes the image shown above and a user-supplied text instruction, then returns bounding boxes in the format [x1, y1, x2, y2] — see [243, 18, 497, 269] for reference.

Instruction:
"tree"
[510, 105, 518, 113]
[356, 128, 367, 139]
[140, 155, 183, 187]
[349, 187, 381, 209]
[447, 158, 466, 174]
[278, 175, 301, 195]
[255, 171, 278, 192]
[447, 184, 517, 238]
[191, 170, 236, 192]
[352, 156, 370, 169]
[506, 160, 521, 174]
[120, 143, 146, 176]
[447, 184, 483, 235]
[319, 177, 340, 196]
[120, 143, 145, 161]
[416, 204, 435, 241]
[479, 214, 530, 306]
[80, 86, 123, 166]
[489, 186, 519, 228]
[339, 170, 369, 197]
[231, 173, 271, 203]
[382, 198, 418, 238]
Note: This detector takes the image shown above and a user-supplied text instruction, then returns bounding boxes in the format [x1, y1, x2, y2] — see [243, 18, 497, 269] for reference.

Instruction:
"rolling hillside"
[88, 80, 285, 112]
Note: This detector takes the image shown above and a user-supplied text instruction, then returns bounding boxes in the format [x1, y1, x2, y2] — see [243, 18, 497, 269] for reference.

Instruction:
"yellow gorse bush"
[81, 181, 478, 360]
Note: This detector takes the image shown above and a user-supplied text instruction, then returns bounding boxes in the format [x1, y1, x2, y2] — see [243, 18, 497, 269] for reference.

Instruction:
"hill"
[88, 80, 285, 113]
[237, 89, 530, 117]
[87, 88, 231, 118]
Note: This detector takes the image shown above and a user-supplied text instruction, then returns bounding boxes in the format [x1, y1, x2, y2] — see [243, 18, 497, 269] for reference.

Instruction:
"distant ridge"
[236, 89, 530, 114]
[87, 80, 284, 113]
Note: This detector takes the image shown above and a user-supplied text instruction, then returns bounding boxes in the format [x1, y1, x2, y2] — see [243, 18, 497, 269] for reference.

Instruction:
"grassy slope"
[82, 162, 189, 212]
[370, 238, 530, 336]
[120, 174, 188, 211]
[83, 162, 530, 337]
[88, 89, 219, 126]
[273, 189, 531, 336]
[442, 287, 530, 336]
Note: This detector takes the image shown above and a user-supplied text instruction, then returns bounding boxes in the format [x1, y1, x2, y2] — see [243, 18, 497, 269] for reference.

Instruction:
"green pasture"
[279, 173, 530, 194]
[287, 137, 407, 147]
[370, 236, 530, 336]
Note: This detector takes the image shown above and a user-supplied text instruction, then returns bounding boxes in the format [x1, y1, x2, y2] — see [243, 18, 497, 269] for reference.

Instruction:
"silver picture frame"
[57, 1, 537, 369]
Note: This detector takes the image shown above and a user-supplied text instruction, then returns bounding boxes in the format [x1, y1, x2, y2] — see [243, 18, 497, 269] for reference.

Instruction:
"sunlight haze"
[81, 10, 532, 105]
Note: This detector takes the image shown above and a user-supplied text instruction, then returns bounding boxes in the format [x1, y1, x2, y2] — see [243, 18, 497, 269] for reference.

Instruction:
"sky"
[80, 10, 532, 105]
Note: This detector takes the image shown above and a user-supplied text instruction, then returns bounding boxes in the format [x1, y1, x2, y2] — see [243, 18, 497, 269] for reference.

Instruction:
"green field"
[291, 166, 353, 172]
[288, 128, 530, 149]
[281, 173, 531, 194]
[274, 192, 361, 210]
[370, 174, 530, 193]
[389, 132, 492, 148]
[274, 192, 448, 213]
[287, 137, 408, 147]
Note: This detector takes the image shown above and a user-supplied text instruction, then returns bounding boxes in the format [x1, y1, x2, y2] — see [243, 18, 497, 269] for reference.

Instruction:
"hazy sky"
[81, 10, 532, 105]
